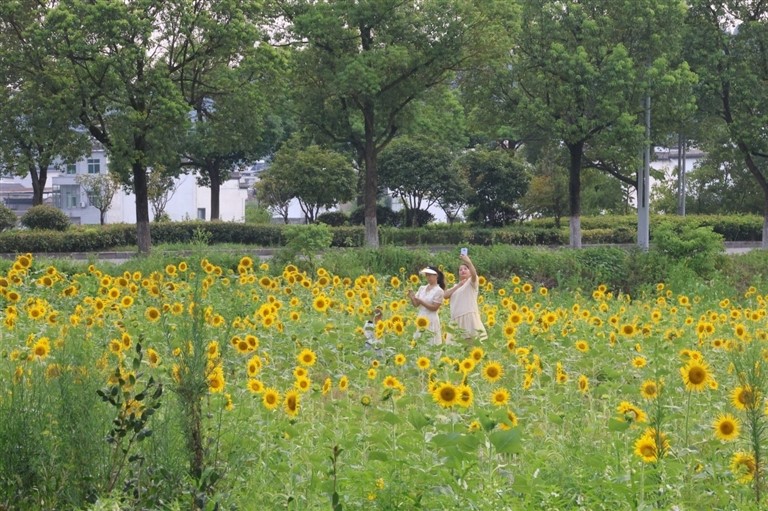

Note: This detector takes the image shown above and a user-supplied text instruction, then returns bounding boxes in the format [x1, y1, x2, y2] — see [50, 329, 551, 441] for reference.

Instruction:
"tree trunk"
[132, 158, 151, 255]
[209, 163, 221, 221]
[29, 162, 47, 206]
[567, 141, 584, 249]
[362, 104, 379, 247]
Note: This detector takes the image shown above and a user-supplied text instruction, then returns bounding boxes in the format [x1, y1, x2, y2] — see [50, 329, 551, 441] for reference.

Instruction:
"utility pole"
[677, 132, 686, 216]
[637, 94, 651, 251]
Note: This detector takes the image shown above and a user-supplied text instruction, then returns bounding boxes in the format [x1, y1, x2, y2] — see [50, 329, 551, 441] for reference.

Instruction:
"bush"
[0, 203, 17, 232]
[349, 204, 400, 227]
[317, 211, 349, 227]
[651, 221, 725, 278]
[402, 208, 435, 227]
[21, 204, 71, 231]
[244, 203, 272, 224]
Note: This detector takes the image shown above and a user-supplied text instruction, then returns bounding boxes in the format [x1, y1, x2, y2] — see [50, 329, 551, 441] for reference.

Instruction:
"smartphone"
[460, 247, 468, 256]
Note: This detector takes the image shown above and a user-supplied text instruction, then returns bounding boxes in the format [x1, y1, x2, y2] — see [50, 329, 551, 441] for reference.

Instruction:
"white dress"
[415, 284, 444, 345]
[448, 278, 487, 342]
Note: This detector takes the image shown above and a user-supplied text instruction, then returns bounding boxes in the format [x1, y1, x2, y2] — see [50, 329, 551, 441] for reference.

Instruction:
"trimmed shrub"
[0, 203, 17, 232]
[349, 204, 400, 227]
[21, 204, 70, 231]
[317, 211, 349, 227]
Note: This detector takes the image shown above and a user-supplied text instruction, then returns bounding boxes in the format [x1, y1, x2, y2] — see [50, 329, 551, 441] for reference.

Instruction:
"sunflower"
[620, 323, 636, 336]
[459, 358, 476, 374]
[577, 375, 589, 394]
[262, 388, 280, 410]
[312, 295, 330, 313]
[338, 376, 349, 391]
[297, 348, 317, 367]
[457, 384, 474, 408]
[416, 357, 431, 370]
[632, 356, 647, 368]
[247, 379, 264, 394]
[367, 368, 378, 379]
[617, 401, 648, 423]
[731, 385, 759, 411]
[284, 390, 300, 417]
[470, 347, 485, 361]
[714, 413, 740, 441]
[433, 382, 459, 408]
[633, 434, 657, 463]
[504, 409, 519, 427]
[490, 388, 510, 407]
[731, 452, 757, 483]
[482, 361, 504, 383]
[32, 337, 51, 360]
[294, 377, 311, 393]
[208, 369, 225, 393]
[146, 348, 161, 367]
[383, 375, 401, 389]
[574, 340, 589, 353]
[394, 353, 406, 366]
[322, 378, 332, 395]
[640, 380, 660, 400]
[144, 307, 161, 322]
[415, 316, 429, 329]
[680, 359, 711, 392]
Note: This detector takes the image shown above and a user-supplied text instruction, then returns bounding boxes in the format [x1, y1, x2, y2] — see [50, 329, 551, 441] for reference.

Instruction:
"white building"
[1, 145, 249, 224]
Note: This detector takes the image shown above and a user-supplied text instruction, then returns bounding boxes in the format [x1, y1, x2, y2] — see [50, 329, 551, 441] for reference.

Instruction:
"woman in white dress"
[407, 266, 445, 345]
[444, 253, 487, 343]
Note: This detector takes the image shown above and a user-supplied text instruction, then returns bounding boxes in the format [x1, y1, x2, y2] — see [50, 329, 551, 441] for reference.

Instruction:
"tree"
[463, 0, 694, 247]
[146, 169, 179, 222]
[39, 0, 265, 254]
[0, 1, 90, 205]
[180, 44, 288, 220]
[272, 0, 515, 246]
[254, 174, 291, 224]
[686, 1, 768, 247]
[76, 173, 119, 225]
[378, 137, 459, 227]
[261, 139, 356, 223]
[456, 147, 531, 227]
[519, 144, 569, 226]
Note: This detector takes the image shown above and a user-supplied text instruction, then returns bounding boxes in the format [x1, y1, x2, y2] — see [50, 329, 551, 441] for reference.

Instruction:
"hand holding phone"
[460, 247, 468, 256]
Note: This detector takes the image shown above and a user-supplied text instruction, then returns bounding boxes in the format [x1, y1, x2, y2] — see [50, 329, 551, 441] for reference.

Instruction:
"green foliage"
[349, 205, 399, 227]
[96, 342, 164, 506]
[378, 136, 460, 227]
[262, 137, 356, 223]
[20, 204, 70, 231]
[317, 211, 349, 227]
[244, 203, 273, 224]
[651, 221, 725, 277]
[457, 147, 531, 226]
[275, 223, 334, 271]
[0, 203, 17, 232]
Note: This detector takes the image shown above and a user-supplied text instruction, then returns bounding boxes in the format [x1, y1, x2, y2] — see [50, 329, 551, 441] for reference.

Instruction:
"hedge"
[0, 215, 764, 254]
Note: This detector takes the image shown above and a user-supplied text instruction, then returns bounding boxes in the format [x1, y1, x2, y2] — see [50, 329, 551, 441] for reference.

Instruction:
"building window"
[87, 159, 101, 174]
[197, 208, 206, 220]
[66, 164, 77, 174]
[60, 185, 79, 209]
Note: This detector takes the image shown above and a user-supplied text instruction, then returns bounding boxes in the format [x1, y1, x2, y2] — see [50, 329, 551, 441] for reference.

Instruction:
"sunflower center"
[688, 367, 706, 385]
[441, 387, 456, 402]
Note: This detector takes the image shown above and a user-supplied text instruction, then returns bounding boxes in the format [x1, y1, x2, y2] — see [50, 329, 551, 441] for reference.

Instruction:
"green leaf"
[608, 418, 630, 432]
[489, 427, 522, 454]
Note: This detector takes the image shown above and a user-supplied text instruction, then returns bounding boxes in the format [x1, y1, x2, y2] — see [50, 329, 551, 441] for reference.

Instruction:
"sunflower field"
[1, 252, 768, 510]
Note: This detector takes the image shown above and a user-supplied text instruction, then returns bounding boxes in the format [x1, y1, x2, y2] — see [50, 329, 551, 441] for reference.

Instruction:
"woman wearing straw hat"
[407, 265, 446, 345]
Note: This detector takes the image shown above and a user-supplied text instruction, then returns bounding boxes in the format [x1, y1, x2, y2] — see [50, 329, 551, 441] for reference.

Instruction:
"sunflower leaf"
[489, 428, 522, 454]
